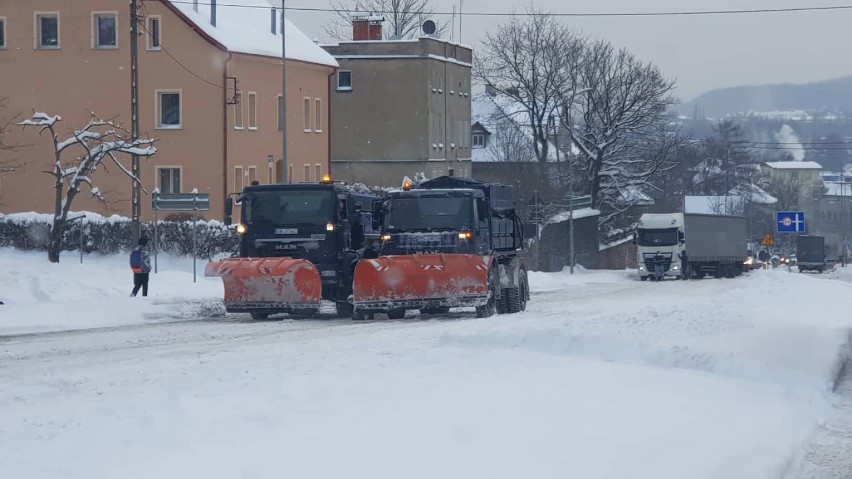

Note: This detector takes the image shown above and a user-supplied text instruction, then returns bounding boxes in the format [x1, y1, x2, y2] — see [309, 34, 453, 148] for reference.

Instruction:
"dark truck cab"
[224, 181, 378, 315]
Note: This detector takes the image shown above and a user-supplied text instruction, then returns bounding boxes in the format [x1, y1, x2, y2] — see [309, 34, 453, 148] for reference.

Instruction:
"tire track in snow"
[785, 354, 852, 479]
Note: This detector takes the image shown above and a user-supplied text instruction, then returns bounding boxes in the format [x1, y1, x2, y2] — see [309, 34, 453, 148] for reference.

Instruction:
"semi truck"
[205, 178, 379, 319]
[351, 176, 531, 319]
[636, 213, 747, 280]
[796, 235, 826, 273]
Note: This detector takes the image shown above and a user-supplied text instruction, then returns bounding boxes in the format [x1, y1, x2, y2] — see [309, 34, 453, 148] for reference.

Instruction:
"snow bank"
[0, 249, 222, 335]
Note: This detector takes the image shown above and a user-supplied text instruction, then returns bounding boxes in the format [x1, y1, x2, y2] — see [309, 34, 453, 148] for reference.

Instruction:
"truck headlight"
[672, 265, 680, 271]
[236, 224, 247, 234]
[639, 266, 645, 271]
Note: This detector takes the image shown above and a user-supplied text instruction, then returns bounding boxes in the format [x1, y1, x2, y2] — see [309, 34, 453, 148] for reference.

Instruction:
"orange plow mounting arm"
[352, 254, 492, 310]
[204, 258, 322, 312]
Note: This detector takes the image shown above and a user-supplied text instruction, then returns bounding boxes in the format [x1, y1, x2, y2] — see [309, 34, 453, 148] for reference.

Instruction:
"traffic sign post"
[152, 190, 211, 282]
[777, 211, 806, 233]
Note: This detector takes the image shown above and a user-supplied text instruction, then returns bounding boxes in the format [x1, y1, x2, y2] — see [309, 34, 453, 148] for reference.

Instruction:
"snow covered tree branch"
[475, 10, 585, 163]
[18, 111, 157, 263]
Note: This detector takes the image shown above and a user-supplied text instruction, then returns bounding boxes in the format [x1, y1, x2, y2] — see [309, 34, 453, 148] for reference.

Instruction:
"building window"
[234, 166, 244, 192]
[314, 98, 322, 132]
[156, 90, 181, 129]
[93, 13, 117, 49]
[147, 16, 161, 50]
[337, 71, 352, 91]
[248, 92, 257, 130]
[303, 97, 311, 132]
[276, 95, 283, 131]
[315, 164, 322, 182]
[304, 164, 311, 182]
[233, 100, 243, 129]
[288, 165, 293, 184]
[248, 166, 257, 185]
[473, 134, 485, 148]
[158, 167, 181, 194]
[35, 13, 60, 49]
[0, 18, 6, 50]
[268, 163, 273, 183]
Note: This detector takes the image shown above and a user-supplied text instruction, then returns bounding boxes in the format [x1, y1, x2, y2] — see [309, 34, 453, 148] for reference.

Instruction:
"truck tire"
[640, 275, 648, 281]
[420, 307, 450, 315]
[250, 312, 269, 320]
[335, 301, 354, 318]
[476, 268, 498, 318]
[293, 308, 318, 317]
[387, 309, 406, 320]
[352, 309, 373, 320]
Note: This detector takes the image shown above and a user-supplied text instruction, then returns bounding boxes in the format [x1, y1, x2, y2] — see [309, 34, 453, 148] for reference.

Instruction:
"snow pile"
[0, 249, 223, 335]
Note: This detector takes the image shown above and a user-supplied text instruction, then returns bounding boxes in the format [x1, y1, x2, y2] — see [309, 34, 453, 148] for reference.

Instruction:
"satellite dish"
[422, 20, 436, 35]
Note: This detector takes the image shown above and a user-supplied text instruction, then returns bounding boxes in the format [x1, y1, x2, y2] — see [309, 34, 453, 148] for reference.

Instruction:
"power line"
[138, 20, 222, 89]
[162, 0, 852, 17]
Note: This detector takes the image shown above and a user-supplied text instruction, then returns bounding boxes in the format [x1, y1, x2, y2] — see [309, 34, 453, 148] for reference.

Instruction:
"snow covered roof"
[763, 161, 822, 170]
[166, 0, 338, 67]
[728, 183, 777, 205]
[616, 185, 654, 206]
[471, 94, 567, 163]
[684, 196, 745, 215]
[546, 207, 600, 224]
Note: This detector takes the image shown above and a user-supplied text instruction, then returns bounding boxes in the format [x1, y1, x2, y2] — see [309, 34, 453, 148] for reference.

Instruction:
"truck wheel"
[640, 275, 648, 281]
[250, 312, 269, 320]
[292, 308, 318, 317]
[476, 269, 498, 318]
[352, 309, 373, 321]
[387, 309, 406, 320]
[519, 271, 528, 312]
[335, 301, 354, 318]
[420, 307, 450, 315]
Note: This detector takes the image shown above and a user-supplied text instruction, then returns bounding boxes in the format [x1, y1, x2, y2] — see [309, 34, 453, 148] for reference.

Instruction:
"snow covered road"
[2, 256, 852, 478]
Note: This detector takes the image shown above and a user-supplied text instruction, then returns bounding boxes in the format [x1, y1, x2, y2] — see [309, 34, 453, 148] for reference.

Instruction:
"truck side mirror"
[522, 223, 538, 239]
[632, 235, 638, 246]
[354, 202, 362, 215]
[224, 197, 233, 226]
[372, 201, 384, 230]
[678, 231, 685, 244]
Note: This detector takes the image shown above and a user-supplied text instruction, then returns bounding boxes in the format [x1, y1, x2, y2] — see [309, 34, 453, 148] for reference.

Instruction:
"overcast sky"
[287, 0, 852, 101]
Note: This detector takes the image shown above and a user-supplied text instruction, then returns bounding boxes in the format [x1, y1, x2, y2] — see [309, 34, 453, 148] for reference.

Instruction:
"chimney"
[352, 14, 383, 41]
[211, 0, 217, 26]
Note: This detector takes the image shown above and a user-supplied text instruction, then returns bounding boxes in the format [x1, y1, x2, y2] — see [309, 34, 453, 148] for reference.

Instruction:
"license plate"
[311, 234, 326, 240]
[275, 228, 298, 235]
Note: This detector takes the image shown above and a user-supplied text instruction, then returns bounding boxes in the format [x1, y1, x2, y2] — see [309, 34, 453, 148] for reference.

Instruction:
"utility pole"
[130, 0, 141, 241]
[280, 0, 288, 183]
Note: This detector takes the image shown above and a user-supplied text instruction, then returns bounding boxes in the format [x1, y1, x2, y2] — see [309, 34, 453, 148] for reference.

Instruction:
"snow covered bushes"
[0, 212, 238, 259]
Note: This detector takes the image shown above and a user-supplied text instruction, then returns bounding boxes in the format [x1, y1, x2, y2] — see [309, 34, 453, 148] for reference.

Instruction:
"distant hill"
[677, 76, 852, 118]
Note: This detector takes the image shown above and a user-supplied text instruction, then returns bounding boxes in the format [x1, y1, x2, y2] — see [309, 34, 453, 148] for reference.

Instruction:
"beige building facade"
[0, 0, 336, 220]
[323, 33, 473, 186]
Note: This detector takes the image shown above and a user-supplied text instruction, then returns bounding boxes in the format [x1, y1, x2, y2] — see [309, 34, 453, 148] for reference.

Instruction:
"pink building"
[0, 0, 337, 220]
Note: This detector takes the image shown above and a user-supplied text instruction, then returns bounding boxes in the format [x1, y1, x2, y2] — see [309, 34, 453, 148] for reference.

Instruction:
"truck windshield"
[244, 190, 333, 226]
[638, 228, 679, 247]
[385, 197, 474, 231]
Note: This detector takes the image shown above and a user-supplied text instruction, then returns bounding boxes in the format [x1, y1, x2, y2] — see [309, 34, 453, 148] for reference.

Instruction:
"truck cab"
[376, 178, 525, 258]
[636, 213, 686, 280]
[226, 181, 377, 302]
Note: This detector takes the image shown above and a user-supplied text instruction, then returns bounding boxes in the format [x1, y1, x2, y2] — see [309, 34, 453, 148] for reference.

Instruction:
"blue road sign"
[777, 211, 806, 233]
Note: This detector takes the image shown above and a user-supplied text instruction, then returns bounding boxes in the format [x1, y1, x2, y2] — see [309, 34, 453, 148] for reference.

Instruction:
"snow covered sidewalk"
[0, 249, 223, 335]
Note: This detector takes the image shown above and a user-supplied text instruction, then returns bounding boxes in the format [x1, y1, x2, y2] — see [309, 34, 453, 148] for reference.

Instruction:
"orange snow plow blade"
[204, 258, 322, 312]
[353, 254, 492, 310]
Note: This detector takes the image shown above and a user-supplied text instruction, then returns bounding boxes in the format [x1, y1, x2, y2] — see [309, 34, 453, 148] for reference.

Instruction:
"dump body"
[796, 235, 825, 272]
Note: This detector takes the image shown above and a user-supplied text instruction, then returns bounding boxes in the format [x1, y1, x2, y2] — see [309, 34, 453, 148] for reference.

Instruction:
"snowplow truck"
[352, 176, 531, 320]
[205, 179, 379, 319]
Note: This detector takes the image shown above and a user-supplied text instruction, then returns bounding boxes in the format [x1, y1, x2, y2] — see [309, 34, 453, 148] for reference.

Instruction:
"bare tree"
[483, 114, 536, 163]
[19, 112, 157, 263]
[565, 40, 677, 221]
[476, 11, 585, 163]
[325, 0, 446, 40]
